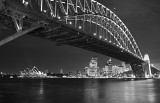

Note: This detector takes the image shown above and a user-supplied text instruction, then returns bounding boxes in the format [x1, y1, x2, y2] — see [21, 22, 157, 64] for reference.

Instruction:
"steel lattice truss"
[24, 0, 142, 59]
[1, 0, 143, 59]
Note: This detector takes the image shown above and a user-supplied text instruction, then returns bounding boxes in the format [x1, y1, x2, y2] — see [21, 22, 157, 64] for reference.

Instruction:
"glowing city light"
[69, 22, 72, 24]
[79, 26, 82, 29]
[93, 33, 97, 36]
[25, 1, 28, 5]
[121, 50, 123, 52]
[44, 10, 46, 13]
[99, 36, 102, 39]
[23, 0, 28, 6]
[57, 16, 61, 19]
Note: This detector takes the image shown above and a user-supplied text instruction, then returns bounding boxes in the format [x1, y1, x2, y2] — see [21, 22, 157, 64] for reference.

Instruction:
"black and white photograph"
[0, 0, 160, 103]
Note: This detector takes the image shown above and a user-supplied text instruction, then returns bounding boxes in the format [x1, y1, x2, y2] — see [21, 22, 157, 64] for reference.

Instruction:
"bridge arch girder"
[2, 0, 143, 59]
[55, 0, 142, 59]
[18, 0, 142, 59]
[62, 14, 138, 55]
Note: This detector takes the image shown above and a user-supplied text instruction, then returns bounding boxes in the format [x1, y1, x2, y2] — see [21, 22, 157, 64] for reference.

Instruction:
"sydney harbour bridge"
[0, 0, 159, 78]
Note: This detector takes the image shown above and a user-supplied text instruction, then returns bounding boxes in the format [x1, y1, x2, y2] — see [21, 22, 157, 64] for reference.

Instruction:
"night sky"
[0, 0, 160, 73]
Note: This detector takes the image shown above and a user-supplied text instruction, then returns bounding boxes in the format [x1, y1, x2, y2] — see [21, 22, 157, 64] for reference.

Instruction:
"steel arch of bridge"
[1, 0, 142, 60]
[19, 0, 143, 59]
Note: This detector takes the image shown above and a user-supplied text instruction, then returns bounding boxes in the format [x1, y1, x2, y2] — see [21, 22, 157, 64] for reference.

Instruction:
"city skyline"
[0, 0, 160, 73]
[0, 57, 132, 79]
[0, 54, 121, 73]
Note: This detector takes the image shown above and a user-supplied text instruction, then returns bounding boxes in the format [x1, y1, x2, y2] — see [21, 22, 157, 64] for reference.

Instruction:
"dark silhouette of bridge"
[0, 0, 159, 77]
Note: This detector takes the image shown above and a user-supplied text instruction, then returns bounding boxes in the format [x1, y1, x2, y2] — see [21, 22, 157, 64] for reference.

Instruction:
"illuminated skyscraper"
[102, 64, 109, 76]
[121, 62, 128, 72]
[125, 64, 132, 71]
[107, 58, 112, 77]
[112, 66, 119, 76]
[84, 67, 89, 76]
[88, 56, 98, 77]
[121, 62, 126, 68]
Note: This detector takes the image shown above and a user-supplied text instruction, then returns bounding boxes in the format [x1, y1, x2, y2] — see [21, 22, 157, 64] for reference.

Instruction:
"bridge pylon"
[130, 63, 145, 78]
[143, 54, 152, 78]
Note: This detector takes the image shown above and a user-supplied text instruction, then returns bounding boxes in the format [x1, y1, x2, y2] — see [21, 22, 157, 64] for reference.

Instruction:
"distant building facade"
[88, 57, 98, 77]
[107, 58, 113, 77]
[112, 66, 119, 76]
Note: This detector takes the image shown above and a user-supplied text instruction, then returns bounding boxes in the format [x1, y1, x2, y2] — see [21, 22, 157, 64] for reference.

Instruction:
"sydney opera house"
[19, 66, 47, 78]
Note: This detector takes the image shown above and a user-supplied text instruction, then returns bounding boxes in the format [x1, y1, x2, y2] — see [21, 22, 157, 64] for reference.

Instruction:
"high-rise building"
[107, 58, 113, 77]
[84, 67, 89, 76]
[88, 56, 98, 77]
[120, 62, 125, 72]
[121, 62, 126, 68]
[102, 58, 113, 77]
[76, 70, 81, 77]
[112, 66, 119, 76]
[96, 65, 100, 77]
[125, 64, 132, 71]
[118, 65, 124, 73]
[102, 65, 108, 76]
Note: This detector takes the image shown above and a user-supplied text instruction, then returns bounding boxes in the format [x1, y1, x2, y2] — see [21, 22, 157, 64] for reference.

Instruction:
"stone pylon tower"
[143, 54, 152, 78]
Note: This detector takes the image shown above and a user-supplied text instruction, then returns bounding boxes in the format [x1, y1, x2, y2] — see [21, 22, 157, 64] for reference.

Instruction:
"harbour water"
[0, 78, 160, 103]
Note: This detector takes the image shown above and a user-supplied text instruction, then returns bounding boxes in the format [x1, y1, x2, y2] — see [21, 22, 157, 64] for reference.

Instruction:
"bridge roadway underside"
[27, 25, 144, 65]
[0, 15, 144, 65]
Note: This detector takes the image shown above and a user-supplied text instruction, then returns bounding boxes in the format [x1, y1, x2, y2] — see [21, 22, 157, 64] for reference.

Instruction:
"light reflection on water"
[0, 79, 160, 103]
[37, 79, 45, 102]
[83, 79, 157, 103]
[39, 80, 44, 95]
[84, 79, 99, 103]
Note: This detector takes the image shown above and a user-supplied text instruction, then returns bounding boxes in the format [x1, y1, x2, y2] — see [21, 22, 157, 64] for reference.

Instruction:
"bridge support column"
[130, 63, 145, 78]
[142, 62, 152, 78]
[142, 63, 152, 78]
[143, 54, 152, 78]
